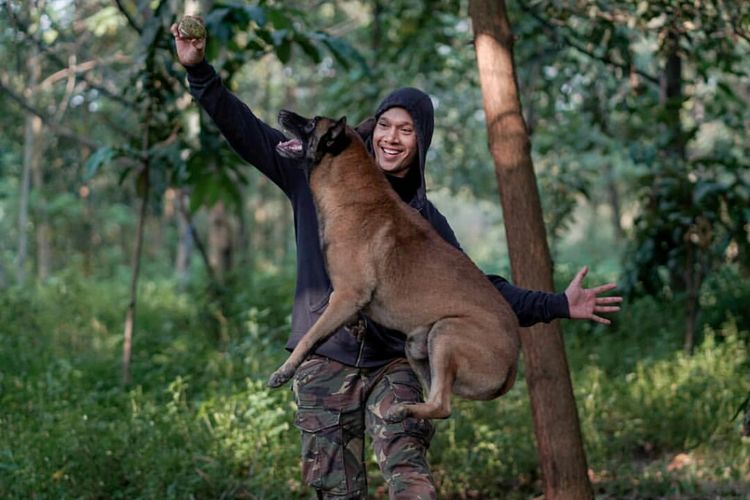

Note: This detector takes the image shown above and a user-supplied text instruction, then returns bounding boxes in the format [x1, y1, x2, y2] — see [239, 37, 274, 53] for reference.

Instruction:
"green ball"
[178, 16, 206, 39]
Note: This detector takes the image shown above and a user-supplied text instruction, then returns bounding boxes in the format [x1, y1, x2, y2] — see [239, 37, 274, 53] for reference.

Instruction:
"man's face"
[372, 107, 418, 178]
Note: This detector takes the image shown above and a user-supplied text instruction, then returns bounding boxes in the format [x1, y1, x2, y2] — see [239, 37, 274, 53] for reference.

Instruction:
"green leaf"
[271, 29, 289, 47]
[275, 39, 291, 64]
[245, 5, 266, 27]
[294, 34, 321, 63]
[117, 166, 134, 186]
[267, 8, 292, 30]
[84, 147, 117, 180]
[318, 34, 368, 73]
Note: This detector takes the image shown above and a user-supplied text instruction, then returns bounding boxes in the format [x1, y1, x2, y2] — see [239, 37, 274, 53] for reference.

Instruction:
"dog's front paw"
[267, 367, 294, 389]
[384, 404, 410, 424]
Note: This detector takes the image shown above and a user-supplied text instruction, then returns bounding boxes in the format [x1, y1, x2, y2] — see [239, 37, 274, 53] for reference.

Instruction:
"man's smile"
[380, 146, 404, 159]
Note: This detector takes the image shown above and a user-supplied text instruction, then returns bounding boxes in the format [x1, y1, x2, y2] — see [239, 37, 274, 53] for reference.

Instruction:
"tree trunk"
[660, 29, 696, 354]
[32, 147, 52, 281]
[17, 48, 42, 286]
[174, 188, 193, 288]
[595, 83, 625, 243]
[122, 104, 152, 386]
[469, 1, 593, 498]
[208, 201, 233, 282]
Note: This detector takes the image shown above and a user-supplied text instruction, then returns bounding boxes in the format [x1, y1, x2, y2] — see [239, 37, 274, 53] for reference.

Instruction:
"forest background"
[1, 0, 749, 498]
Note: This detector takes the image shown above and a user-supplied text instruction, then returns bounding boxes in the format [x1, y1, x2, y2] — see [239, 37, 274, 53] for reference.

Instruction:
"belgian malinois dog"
[270, 110, 520, 422]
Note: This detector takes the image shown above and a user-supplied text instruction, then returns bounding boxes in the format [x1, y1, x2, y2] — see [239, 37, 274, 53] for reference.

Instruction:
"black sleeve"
[184, 61, 303, 196]
[424, 201, 569, 327]
[487, 275, 569, 327]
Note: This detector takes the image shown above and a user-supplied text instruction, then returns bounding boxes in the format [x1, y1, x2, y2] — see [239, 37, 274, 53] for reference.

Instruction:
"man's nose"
[384, 127, 399, 142]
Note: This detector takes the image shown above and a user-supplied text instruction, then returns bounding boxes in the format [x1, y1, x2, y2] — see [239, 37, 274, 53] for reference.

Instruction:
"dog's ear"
[324, 116, 349, 154]
[328, 116, 347, 143]
[354, 117, 376, 140]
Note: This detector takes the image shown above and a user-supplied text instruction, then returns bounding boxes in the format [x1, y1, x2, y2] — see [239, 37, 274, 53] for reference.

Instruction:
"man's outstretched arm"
[425, 202, 621, 326]
[171, 21, 301, 195]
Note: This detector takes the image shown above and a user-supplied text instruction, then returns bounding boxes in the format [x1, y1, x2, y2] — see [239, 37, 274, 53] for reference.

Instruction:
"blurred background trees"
[2, 0, 747, 311]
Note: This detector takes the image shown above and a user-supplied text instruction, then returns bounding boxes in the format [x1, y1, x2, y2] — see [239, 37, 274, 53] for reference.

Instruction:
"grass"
[1, 269, 748, 498]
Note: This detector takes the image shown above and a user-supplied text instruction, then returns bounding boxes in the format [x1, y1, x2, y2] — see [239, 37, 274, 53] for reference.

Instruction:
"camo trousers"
[291, 355, 436, 499]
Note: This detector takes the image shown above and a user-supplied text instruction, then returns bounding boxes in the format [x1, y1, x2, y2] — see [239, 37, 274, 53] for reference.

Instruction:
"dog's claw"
[384, 405, 410, 424]
[267, 368, 293, 389]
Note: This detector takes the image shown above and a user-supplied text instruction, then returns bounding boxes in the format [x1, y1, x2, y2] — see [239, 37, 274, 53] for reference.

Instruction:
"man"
[172, 24, 621, 499]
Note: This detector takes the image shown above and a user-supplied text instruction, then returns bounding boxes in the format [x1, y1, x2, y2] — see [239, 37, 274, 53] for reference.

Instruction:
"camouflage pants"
[292, 355, 436, 499]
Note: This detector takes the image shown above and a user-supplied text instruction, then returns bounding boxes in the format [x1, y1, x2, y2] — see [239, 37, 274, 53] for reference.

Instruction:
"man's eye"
[402, 129, 413, 134]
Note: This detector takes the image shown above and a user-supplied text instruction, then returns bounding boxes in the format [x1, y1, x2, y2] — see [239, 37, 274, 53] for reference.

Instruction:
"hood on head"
[366, 87, 434, 206]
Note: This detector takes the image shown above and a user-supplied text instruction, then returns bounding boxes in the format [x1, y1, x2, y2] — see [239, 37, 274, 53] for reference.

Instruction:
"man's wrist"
[185, 59, 214, 83]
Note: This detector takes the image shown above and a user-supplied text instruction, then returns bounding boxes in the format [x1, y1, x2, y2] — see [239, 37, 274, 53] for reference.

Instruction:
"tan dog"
[269, 110, 520, 422]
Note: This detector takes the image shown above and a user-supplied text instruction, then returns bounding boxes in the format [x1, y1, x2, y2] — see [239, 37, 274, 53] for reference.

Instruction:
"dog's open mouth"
[276, 138, 304, 159]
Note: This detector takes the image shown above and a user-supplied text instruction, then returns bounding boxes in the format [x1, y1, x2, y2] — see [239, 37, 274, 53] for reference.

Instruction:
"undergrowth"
[1, 268, 748, 498]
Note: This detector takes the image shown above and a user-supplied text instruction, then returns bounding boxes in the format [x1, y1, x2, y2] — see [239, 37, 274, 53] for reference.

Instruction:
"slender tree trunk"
[174, 188, 193, 288]
[208, 201, 233, 282]
[32, 148, 52, 281]
[661, 29, 696, 354]
[595, 83, 625, 243]
[122, 106, 152, 386]
[237, 191, 253, 270]
[605, 168, 625, 242]
[469, 2, 593, 498]
[371, 0, 382, 74]
[177, 196, 219, 285]
[17, 48, 42, 286]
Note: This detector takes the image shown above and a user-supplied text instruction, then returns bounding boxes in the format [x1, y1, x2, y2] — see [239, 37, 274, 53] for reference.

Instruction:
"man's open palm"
[564, 266, 622, 325]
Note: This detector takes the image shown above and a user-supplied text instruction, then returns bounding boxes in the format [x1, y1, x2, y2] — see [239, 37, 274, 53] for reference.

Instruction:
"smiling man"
[373, 107, 418, 176]
[172, 22, 621, 500]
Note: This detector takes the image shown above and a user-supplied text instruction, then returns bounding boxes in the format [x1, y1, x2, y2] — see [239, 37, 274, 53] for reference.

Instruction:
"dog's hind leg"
[405, 326, 431, 394]
[267, 289, 367, 388]
[386, 321, 458, 422]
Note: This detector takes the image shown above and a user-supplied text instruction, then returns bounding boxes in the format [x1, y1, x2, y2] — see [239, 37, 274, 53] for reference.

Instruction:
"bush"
[1, 272, 748, 498]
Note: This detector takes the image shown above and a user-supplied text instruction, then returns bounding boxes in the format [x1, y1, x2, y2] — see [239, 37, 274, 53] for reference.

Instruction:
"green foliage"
[0, 271, 299, 498]
[1, 273, 749, 498]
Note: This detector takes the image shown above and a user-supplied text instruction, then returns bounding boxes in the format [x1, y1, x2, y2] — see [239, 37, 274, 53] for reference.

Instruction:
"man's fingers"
[594, 305, 620, 313]
[590, 282, 617, 294]
[591, 314, 611, 325]
[596, 296, 622, 304]
[572, 266, 588, 287]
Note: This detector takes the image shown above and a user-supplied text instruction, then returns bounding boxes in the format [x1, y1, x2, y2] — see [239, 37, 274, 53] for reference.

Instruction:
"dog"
[269, 110, 520, 422]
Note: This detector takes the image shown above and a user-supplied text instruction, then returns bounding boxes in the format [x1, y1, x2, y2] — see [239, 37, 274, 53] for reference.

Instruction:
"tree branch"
[113, 0, 143, 34]
[0, 79, 101, 150]
[518, 1, 660, 86]
[6, 8, 135, 107]
[39, 53, 131, 88]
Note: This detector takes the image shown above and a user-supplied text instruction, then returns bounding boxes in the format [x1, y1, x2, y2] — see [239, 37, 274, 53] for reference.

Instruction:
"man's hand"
[170, 17, 206, 67]
[564, 266, 622, 325]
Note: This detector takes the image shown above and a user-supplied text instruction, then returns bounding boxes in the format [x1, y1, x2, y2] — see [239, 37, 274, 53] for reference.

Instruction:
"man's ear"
[354, 117, 375, 140]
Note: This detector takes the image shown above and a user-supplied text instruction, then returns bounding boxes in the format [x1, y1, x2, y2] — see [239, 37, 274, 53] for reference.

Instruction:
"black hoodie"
[185, 63, 569, 368]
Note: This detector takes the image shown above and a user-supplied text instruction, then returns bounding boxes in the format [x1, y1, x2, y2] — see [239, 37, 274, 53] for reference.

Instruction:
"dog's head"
[276, 110, 350, 164]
